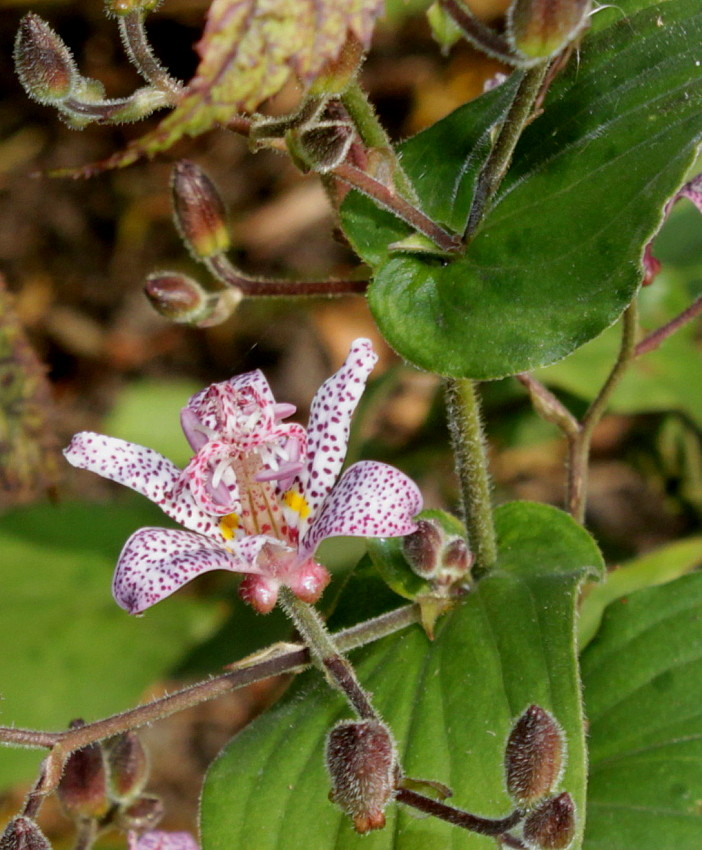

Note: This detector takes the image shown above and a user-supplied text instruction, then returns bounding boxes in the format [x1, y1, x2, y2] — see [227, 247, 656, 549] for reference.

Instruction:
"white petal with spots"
[297, 339, 378, 532]
[301, 461, 422, 555]
[63, 433, 218, 537]
[112, 527, 260, 614]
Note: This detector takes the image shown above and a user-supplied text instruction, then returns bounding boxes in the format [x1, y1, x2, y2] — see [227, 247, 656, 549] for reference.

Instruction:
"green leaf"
[579, 535, 702, 649]
[0, 502, 221, 787]
[537, 267, 702, 425]
[340, 0, 702, 378]
[582, 572, 702, 849]
[201, 502, 603, 849]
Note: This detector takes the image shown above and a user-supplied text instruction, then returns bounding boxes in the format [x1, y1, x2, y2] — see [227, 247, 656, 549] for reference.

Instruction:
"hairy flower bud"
[144, 272, 238, 326]
[0, 817, 51, 850]
[14, 13, 78, 104]
[171, 161, 231, 259]
[106, 731, 149, 802]
[57, 722, 110, 820]
[523, 792, 576, 849]
[507, 0, 591, 61]
[116, 794, 165, 832]
[505, 705, 565, 807]
[290, 122, 355, 173]
[326, 719, 397, 833]
[402, 519, 443, 578]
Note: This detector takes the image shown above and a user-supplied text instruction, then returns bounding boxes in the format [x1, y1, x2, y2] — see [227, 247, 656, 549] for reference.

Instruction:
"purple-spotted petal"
[184, 369, 276, 436]
[113, 527, 261, 614]
[297, 339, 378, 528]
[64, 433, 219, 537]
[300, 461, 422, 556]
[128, 831, 199, 850]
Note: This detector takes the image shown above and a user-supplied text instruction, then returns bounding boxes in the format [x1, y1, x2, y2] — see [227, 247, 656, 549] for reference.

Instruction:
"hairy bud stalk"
[171, 161, 231, 259]
[523, 792, 576, 849]
[14, 14, 78, 104]
[326, 720, 398, 833]
[505, 705, 565, 807]
[0, 818, 51, 850]
[507, 0, 591, 61]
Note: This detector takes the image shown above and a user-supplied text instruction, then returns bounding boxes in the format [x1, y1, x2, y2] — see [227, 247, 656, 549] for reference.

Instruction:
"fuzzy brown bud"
[441, 538, 472, 583]
[523, 792, 576, 849]
[105, 731, 149, 802]
[0, 818, 51, 850]
[326, 720, 397, 834]
[14, 14, 78, 104]
[57, 722, 109, 820]
[115, 794, 165, 832]
[505, 705, 564, 807]
[402, 519, 443, 578]
[291, 122, 354, 173]
[171, 161, 230, 259]
[144, 272, 224, 325]
[507, 0, 591, 61]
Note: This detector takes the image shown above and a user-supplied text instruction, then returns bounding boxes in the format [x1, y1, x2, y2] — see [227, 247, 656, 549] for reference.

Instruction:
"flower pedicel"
[65, 339, 422, 614]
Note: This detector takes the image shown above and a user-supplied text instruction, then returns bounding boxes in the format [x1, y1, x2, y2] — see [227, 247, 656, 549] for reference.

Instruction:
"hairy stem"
[444, 378, 497, 575]
[568, 301, 639, 523]
[205, 255, 368, 297]
[396, 788, 521, 835]
[332, 162, 462, 254]
[516, 372, 579, 439]
[118, 11, 183, 96]
[72, 819, 98, 850]
[466, 63, 548, 238]
[635, 293, 702, 357]
[279, 588, 377, 720]
[0, 604, 420, 782]
[340, 81, 418, 202]
[438, 0, 516, 63]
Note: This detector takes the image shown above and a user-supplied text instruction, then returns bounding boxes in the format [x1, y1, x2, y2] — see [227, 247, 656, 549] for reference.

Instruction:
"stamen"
[255, 460, 304, 483]
[211, 456, 232, 489]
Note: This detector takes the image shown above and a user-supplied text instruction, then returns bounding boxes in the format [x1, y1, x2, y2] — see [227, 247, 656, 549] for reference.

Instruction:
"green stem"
[567, 301, 639, 523]
[466, 63, 548, 239]
[278, 587, 377, 720]
[444, 379, 497, 575]
[340, 81, 418, 202]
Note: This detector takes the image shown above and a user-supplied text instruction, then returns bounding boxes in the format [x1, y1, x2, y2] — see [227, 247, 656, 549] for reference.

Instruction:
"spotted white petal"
[300, 461, 422, 556]
[184, 369, 275, 437]
[64, 433, 219, 537]
[296, 339, 378, 531]
[113, 527, 262, 614]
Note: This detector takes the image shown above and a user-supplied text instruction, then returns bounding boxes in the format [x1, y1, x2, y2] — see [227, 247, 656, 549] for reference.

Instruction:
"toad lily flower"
[64, 339, 422, 614]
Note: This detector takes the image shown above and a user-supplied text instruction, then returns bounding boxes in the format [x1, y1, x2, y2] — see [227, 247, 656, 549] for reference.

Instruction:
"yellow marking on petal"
[283, 489, 310, 519]
[219, 513, 239, 540]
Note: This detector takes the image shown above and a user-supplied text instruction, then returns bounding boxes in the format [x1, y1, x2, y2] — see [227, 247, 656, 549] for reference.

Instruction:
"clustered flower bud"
[106, 731, 150, 803]
[523, 792, 576, 849]
[57, 723, 110, 820]
[144, 272, 241, 327]
[325, 719, 398, 834]
[171, 161, 231, 259]
[402, 518, 473, 590]
[507, 0, 592, 62]
[14, 14, 78, 105]
[0, 817, 51, 850]
[505, 705, 565, 807]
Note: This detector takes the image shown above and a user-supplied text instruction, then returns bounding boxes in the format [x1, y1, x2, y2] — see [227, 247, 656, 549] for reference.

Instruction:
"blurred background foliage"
[0, 0, 700, 847]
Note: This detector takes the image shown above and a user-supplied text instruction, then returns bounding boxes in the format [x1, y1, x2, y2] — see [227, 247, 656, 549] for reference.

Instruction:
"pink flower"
[127, 831, 199, 850]
[64, 339, 422, 614]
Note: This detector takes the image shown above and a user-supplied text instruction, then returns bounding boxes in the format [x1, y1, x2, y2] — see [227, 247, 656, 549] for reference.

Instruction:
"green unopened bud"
[505, 705, 565, 807]
[523, 792, 576, 849]
[106, 731, 149, 802]
[171, 161, 231, 259]
[402, 520, 443, 578]
[14, 13, 78, 104]
[507, 0, 591, 61]
[0, 817, 51, 850]
[105, 0, 162, 15]
[326, 720, 397, 834]
[57, 722, 110, 820]
[115, 794, 165, 832]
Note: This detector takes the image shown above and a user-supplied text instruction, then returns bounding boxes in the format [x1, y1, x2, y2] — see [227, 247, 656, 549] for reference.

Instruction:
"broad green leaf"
[0, 502, 221, 787]
[582, 573, 702, 849]
[101, 0, 384, 167]
[578, 536, 702, 649]
[340, 0, 702, 378]
[537, 267, 702, 425]
[201, 502, 603, 849]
